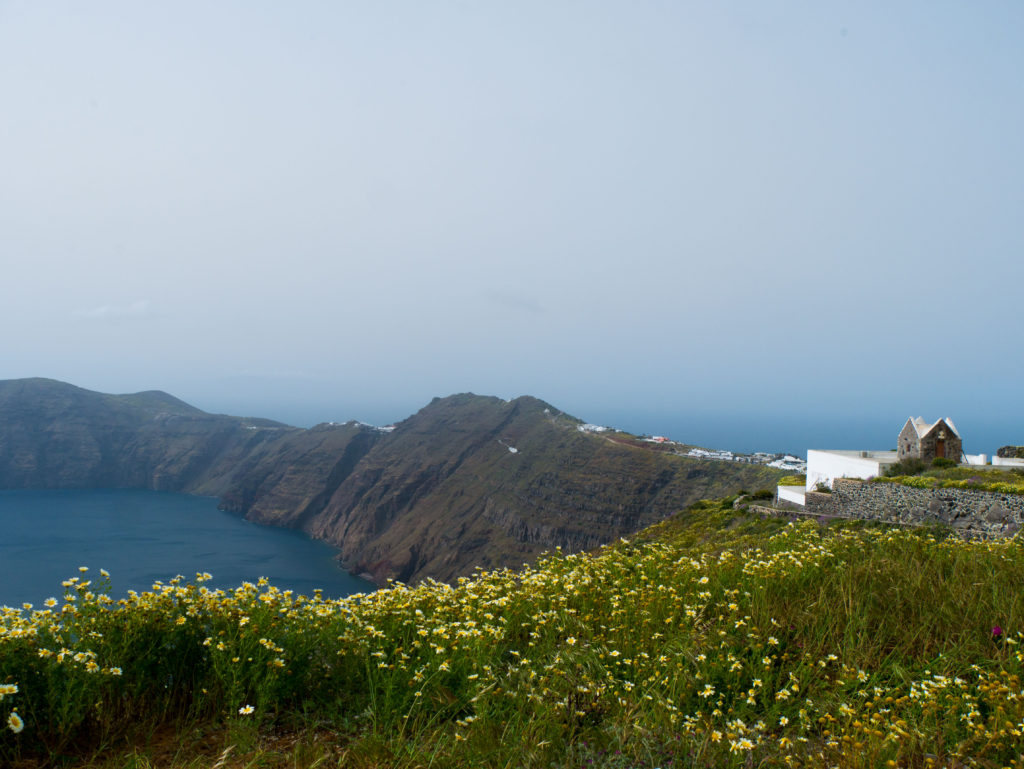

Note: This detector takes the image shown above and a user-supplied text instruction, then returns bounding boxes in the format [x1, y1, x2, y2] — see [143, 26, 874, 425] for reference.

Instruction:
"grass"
[875, 465, 1024, 495]
[3, 500, 1024, 768]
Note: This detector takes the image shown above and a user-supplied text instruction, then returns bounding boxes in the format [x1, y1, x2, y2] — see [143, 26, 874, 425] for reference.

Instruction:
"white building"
[776, 484, 808, 507]
[775, 417, 1020, 509]
[994, 455, 1024, 468]
[768, 455, 807, 472]
[805, 449, 899, 492]
[776, 449, 898, 508]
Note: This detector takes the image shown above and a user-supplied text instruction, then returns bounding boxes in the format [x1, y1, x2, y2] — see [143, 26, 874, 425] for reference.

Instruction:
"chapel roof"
[906, 416, 961, 439]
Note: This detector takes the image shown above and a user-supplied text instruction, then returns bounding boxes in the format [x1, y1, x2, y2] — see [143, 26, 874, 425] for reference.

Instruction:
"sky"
[2, 2, 1023, 453]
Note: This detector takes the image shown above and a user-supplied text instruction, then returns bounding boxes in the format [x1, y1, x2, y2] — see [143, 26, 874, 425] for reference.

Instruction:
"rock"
[984, 504, 1010, 523]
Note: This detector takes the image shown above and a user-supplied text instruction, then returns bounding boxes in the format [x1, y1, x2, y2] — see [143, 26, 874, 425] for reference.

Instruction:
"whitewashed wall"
[776, 485, 806, 506]
[994, 456, 1024, 467]
[805, 450, 893, 491]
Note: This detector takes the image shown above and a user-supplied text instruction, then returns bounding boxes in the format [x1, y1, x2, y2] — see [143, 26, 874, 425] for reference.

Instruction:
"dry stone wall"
[803, 478, 1023, 538]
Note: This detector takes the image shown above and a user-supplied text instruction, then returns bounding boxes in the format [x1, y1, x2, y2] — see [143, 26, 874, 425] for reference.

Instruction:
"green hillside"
[3, 500, 1022, 768]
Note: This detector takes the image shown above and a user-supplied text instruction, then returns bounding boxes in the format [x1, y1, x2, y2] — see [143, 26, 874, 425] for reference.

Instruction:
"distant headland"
[0, 378, 783, 584]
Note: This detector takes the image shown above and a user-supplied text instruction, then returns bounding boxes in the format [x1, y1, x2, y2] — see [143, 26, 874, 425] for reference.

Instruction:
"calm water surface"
[0, 489, 373, 607]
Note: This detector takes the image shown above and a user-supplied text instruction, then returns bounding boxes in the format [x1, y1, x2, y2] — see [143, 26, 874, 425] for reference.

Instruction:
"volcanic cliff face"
[0, 378, 291, 493]
[213, 394, 784, 584]
[0, 379, 785, 585]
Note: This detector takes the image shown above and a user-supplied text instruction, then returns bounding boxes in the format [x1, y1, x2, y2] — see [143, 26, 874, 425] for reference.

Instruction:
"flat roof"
[810, 449, 899, 461]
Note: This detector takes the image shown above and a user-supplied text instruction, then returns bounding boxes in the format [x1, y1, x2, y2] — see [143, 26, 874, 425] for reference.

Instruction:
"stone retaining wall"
[749, 503, 920, 527]
[803, 478, 1024, 538]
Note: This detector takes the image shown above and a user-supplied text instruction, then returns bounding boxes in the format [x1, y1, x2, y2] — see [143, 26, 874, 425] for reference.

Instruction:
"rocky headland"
[0, 378, 784, 584]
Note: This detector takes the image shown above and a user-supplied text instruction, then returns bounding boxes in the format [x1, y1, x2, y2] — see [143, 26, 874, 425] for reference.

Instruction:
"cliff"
[0, 378, 292, 493]
[0, 379, 784, 584]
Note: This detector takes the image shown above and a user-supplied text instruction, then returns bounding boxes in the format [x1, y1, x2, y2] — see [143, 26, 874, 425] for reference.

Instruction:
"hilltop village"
[577, 422, 807, 472]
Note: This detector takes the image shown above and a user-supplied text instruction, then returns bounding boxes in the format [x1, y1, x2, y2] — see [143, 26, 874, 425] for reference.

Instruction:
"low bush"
[884, 457, 926, 477]
[876, 474, 1024, 496]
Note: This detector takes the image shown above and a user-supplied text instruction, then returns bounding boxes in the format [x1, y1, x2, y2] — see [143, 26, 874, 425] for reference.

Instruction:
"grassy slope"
[3, 501, 1024, 768]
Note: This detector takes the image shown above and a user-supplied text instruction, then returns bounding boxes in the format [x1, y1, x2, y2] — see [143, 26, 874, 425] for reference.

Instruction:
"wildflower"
[238, 705, 254, 715]
[7, 711, 23, 733]
[729, 737, 755, 752]
[993, 625, 1004, 639]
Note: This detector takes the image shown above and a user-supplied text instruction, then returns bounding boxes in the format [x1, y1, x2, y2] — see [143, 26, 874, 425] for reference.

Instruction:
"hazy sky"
[2, 2, 1022, 447]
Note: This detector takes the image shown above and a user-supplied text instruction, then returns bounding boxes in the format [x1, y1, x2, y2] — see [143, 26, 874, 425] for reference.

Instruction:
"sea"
[0, 489, 373, 609]
[5, 411, 1020, 608]
[589, 412, 1023, 459]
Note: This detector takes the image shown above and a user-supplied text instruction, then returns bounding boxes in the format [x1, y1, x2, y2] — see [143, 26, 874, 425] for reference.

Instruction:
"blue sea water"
[588, 412, 1024, 459]
[0, 489, 373, 608]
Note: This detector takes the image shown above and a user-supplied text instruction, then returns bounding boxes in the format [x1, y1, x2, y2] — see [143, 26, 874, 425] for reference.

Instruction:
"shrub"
[931, 457, 957, 469]
[884, 457, 926, 477]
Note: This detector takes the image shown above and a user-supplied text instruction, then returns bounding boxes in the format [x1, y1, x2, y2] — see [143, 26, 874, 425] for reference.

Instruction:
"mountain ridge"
[0, 378, 784, 584]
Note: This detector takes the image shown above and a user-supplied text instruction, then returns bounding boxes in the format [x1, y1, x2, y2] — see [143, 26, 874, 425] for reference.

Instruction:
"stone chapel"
[897, 417, 962, 463]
